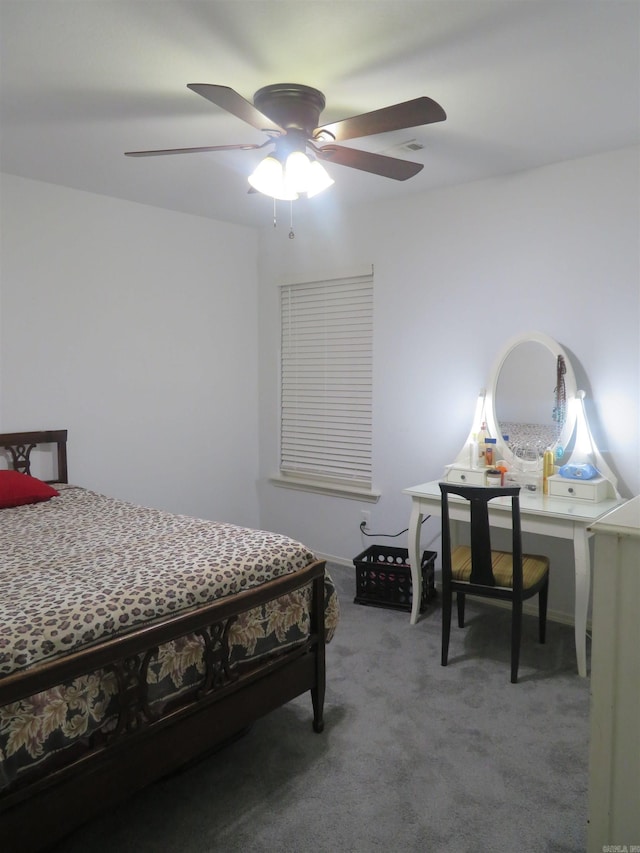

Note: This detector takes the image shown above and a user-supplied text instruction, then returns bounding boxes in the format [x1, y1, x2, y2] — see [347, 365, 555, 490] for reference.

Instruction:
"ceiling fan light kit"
[249, 148, 335, 200]
[125, 81, 446, 211]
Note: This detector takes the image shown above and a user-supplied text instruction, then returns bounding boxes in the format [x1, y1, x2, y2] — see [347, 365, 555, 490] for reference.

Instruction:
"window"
[276, 267, 378, 500]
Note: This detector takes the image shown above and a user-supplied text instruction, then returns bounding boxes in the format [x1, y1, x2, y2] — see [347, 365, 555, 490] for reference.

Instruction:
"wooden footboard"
[0, 559, 327, 852]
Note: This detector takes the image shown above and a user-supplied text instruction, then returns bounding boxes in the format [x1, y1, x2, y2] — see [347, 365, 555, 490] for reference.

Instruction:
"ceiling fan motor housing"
[253, 84, 326, 135]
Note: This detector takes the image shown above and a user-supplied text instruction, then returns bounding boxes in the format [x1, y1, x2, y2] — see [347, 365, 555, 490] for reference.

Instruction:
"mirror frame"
[484, 330, 577, 466]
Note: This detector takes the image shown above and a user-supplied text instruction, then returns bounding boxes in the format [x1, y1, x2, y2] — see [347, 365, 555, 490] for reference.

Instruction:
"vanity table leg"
[573, 528, 591, 678]
[408, 502, 423, 625]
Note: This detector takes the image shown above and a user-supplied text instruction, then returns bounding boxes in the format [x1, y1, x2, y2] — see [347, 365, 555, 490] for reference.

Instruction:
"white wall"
[0, 174, 261, 527]
[2, 149, 637, 623]
[257, 147, 640, 622]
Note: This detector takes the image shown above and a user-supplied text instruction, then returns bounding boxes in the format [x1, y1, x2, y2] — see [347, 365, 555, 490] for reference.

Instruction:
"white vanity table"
[404, 480, 624, 678]
[404, 331, 628, 679]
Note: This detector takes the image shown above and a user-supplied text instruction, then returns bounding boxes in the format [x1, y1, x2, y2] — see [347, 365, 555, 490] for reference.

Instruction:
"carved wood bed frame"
[0, 431, 327, 852]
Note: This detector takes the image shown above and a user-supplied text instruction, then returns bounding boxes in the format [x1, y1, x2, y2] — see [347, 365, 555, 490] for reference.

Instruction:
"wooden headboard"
[0, 429, 68, 484]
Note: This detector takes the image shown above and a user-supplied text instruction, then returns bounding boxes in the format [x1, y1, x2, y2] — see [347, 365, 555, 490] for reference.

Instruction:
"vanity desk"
[404, 480, 624, 678]
[404, 331, 628, 679]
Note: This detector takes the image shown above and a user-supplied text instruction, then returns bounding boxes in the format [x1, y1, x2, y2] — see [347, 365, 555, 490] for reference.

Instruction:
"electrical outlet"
[361, 510, 371, 529]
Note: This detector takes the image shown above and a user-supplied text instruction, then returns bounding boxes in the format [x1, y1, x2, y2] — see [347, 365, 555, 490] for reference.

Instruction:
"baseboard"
[319, 553, 353, 569]
[318, 552, 587, 631]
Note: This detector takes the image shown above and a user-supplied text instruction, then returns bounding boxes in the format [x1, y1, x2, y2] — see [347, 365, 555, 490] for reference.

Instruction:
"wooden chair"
[439, 482, 550, 683]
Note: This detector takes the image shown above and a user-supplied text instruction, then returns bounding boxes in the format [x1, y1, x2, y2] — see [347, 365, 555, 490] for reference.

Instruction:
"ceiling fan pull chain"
[273, 197, 277, 228]
[289, 201, 295, 239]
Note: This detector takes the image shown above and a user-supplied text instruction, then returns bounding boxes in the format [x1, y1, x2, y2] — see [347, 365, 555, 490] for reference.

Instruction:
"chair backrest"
[439, 483, 523, 591]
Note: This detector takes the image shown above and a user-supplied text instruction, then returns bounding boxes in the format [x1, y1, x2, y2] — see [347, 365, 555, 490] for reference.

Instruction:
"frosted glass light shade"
[248, 152, 334, 200]
[306, 159, 335, 197]
[248, 156, 298, 200]
[285, 151, 312, 193]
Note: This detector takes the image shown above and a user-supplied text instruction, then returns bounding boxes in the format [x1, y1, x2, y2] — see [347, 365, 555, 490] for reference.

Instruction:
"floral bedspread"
[0, 486, 339, 790]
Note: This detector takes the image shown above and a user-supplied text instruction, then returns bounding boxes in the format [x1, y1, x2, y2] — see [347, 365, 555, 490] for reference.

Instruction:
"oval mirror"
[485, 331, 577, 465]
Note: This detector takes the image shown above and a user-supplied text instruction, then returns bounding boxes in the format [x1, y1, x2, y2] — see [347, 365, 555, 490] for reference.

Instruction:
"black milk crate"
[353, 545, 436, 613]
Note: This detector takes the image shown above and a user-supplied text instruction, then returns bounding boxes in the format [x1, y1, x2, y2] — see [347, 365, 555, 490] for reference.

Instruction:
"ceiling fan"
[125, 83, 446, 199]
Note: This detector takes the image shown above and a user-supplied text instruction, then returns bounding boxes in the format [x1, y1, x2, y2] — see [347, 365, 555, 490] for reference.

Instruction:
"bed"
[0, 430, 339, 852]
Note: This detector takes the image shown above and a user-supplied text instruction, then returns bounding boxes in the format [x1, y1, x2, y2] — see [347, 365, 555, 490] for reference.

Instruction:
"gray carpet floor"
[55, 564, 590, 852]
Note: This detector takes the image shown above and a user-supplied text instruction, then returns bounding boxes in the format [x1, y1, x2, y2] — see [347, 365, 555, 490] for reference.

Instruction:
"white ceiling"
[1, 1, 639, 229]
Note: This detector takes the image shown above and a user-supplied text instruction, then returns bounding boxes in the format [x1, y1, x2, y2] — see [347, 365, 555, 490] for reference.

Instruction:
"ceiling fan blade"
[317, 145, 423, 180]
[315, 96, 446, 143]
[125, 143, 263, 157]
[187, 84, 284, 134]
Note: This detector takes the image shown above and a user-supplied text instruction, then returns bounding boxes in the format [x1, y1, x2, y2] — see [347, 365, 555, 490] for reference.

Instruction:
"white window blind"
[280, 271, 373, 490]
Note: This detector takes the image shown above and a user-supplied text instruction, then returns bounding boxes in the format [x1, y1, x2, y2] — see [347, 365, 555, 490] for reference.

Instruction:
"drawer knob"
[568, 487, 574, 494]
[460, 474, 466, 481]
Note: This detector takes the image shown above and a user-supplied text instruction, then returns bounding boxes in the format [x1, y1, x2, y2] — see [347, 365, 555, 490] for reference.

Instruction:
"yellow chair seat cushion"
[451, 545, 549, 589]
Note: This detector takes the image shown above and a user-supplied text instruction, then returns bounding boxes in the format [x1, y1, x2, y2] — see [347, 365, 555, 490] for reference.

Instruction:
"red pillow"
[0, 470, 60, 509]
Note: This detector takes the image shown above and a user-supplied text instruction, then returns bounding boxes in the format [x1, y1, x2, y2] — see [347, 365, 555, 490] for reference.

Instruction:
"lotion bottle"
[477, 422, 490, 465]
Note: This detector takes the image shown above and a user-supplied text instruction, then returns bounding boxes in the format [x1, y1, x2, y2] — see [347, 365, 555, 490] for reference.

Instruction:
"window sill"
[269, 475, 381, 502]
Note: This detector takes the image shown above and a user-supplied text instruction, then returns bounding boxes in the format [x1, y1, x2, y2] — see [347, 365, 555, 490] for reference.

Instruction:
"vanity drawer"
[445, 467, 486, 486]
[547, 474, 609, 502]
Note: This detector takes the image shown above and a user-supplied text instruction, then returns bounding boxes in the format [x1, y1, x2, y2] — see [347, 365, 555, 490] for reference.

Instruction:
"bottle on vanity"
[484, 437, 497, 467]
[477, 422, 490, 465]
[469, 434, 479, 468]
[543, 449, 555, 495]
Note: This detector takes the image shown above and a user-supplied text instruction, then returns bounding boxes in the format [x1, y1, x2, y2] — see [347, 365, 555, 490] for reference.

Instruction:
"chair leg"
[511, 600, 523, 684]
[456, 592, 466, 628]
[441, 586, 452, 667]
[539, 578, 549, 644]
